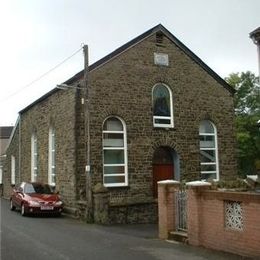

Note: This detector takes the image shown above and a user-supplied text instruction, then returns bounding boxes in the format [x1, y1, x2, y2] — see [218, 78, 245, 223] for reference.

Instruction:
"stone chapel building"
[3, 24, 237, 223]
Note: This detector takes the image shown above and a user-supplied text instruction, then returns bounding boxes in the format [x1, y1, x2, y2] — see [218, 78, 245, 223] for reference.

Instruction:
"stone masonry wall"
[85, 33, 237, 222]
[10, 88, 78, 208]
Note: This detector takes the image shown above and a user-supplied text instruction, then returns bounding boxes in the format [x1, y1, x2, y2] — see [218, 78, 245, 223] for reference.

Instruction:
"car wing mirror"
[17, 187, 24, 195]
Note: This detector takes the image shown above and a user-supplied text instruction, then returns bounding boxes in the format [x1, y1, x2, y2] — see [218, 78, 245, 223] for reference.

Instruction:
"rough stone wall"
[2, 31, 237, 223]
[9, 88, 78, 208]
[86, 33, 237, 222]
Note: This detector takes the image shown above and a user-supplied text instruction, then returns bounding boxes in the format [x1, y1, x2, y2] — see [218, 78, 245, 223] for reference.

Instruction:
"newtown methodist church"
[2, 24, 237, 223]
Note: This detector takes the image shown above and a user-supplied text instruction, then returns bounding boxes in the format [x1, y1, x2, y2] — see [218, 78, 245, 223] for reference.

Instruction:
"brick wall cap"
[247, 175, 258, 182]
[158, 180, 180, 185]
[186, 181, 212, 187]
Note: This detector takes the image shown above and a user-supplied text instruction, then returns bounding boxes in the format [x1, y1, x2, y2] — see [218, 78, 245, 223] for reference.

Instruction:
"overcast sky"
[0, 0, 259, 126]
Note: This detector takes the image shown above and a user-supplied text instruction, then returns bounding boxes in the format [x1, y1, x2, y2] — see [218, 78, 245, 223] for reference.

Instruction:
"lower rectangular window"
[104, 175, 125, 184]
[201, 172, 217, 180]
[153, 116, 173, 128]
[104, 165, 125, 174]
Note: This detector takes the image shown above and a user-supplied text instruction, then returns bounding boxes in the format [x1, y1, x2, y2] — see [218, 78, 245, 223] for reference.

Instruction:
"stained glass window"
[152, 84, 173, 127]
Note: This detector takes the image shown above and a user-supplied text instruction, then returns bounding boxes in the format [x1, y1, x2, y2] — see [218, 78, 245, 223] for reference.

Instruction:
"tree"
[225, 71, 260, 177]
[226, 71, 260, 115]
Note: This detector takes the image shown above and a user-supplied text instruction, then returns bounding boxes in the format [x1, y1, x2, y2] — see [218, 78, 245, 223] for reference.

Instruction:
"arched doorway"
[152, 146, 179, 197]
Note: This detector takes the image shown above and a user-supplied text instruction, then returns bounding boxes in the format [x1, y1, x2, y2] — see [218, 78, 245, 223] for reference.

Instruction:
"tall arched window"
[152, 83, 173, 128]
[199, 120, 219, 180]
[103, 117, 128, 187]
[31, 133, 38, 182]
[48, 127, 56, 186]
[11, 155, 15, 185]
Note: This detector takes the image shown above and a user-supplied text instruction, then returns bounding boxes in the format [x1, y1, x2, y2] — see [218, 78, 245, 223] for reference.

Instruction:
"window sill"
[105, 185, 130, 189]
[153, 126, 175, 131]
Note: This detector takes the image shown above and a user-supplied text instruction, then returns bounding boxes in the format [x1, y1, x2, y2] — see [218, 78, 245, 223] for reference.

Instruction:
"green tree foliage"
[226, 71, 260, 177]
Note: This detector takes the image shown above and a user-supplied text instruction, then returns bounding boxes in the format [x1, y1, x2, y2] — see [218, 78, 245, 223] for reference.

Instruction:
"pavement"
[1, 198, 254, 260]
[100, 224, 253, 260]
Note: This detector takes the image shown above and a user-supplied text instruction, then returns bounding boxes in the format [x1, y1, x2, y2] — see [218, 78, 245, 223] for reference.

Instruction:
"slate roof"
[0, 126, 13, 139]
[19, 24, 235, 114]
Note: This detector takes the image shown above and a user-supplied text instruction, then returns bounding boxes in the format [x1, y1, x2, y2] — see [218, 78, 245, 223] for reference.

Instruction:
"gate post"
[186, 181, 211, 246]
[158, 180, 180, 239]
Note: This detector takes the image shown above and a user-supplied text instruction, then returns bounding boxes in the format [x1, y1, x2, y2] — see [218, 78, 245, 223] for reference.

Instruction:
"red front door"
[153, 164, 174, 197]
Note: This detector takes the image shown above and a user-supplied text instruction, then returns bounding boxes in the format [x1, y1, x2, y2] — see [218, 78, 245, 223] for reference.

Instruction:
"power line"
[0, 46, 83, 102]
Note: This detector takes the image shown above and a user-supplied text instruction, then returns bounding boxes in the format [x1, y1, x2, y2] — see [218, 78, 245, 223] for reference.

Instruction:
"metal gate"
[175, 187, 187, 232]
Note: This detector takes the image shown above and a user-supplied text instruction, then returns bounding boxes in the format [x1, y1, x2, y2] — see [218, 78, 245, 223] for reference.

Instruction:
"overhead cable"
[0, 46, 83, 102]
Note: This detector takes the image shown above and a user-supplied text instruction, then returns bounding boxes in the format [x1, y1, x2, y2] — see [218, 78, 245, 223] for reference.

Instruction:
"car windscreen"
[24, 183, 53, 194]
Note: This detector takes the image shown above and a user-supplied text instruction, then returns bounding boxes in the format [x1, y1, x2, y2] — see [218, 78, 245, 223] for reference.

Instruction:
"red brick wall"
[187, 187, 260, 258]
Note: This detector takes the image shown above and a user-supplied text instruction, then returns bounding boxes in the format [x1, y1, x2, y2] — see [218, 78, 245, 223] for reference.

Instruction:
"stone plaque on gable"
[154, 53, 169, 66]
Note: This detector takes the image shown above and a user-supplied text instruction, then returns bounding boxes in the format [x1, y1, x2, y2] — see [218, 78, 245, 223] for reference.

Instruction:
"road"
[1, 198, 248, 260]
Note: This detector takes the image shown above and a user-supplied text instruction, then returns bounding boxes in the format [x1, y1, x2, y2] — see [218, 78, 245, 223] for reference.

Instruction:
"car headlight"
[29, 200, 41, 206]
[54, 201, 63, 206]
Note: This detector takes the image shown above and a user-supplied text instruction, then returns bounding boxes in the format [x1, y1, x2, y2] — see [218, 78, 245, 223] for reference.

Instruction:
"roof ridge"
[65, 24, 234, 94]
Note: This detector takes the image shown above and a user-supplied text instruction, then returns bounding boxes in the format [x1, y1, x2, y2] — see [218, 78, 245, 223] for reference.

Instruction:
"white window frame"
[102, 116, 128, 187]
[152, 83, 174, 128]
[48, 127, 56, 186]
[31, 134, 38, 182]
[199, 121, 219, 181]
[11, 155, 15, 185]
[0, 165, 3, 184]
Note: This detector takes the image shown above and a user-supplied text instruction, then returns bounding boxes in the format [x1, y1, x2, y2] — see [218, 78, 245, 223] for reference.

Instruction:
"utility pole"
[83, 45, 93, 222]
[250, 27, 260, 79]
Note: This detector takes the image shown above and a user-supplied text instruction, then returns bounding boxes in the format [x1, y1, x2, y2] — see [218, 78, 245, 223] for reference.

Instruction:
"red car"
[10, 182, 63, 216]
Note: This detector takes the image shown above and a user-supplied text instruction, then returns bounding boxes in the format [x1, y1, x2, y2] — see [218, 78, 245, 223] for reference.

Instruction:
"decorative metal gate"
[175, 187, 187, 232]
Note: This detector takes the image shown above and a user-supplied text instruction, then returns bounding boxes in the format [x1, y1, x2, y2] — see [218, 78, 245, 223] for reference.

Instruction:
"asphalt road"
[1, 198, 249, 260]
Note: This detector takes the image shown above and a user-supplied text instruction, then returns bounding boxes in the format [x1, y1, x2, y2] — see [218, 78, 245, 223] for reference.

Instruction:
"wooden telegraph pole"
[83, 45, 93, 222]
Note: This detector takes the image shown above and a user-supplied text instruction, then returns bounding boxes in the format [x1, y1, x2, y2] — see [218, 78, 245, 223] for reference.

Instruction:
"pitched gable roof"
[0, 126, 13, 139]
[65, 24, 235, 93]
[20, 24, 234, 114]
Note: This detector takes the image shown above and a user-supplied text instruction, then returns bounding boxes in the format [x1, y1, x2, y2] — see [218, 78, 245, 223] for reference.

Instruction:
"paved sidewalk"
[102, 224, 253, 260]
[2, 198, 253, 260]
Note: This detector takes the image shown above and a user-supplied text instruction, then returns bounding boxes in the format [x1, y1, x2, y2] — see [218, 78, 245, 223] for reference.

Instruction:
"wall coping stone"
[158, 180, 180, 185]
[109, 200, 157, 207]
[202, 189, 260, 202]
[186, 181, 212, 187]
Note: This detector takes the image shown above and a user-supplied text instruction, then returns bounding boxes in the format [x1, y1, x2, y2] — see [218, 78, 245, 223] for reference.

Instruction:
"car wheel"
[56, 212, 62, 217]
[21, 204, 26, 216]
[10, 200, 15, 211]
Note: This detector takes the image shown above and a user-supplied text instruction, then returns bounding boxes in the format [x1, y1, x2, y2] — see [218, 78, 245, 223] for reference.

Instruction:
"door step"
[168, 231, 188, 244]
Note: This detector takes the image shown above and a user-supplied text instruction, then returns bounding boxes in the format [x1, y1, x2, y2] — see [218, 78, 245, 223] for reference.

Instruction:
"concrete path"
[1, 199, 252, 260]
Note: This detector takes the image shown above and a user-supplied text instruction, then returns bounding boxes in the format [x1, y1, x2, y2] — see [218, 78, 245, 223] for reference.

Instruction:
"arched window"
[103, 117, 128, 187]
[48, 127, 56, 186]
[31, 133, 38, 182]
[199, 120, 219, 180]
[152, 83, 173, 128]
[11, 155, 15, 185]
